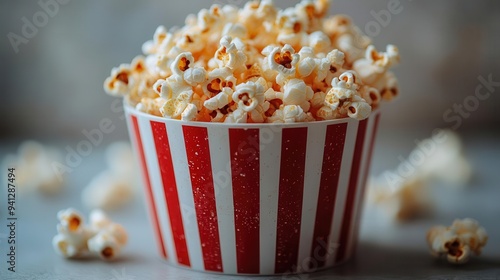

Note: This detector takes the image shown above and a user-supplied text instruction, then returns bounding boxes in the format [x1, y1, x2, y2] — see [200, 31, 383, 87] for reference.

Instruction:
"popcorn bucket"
[125, 102, 381, 275]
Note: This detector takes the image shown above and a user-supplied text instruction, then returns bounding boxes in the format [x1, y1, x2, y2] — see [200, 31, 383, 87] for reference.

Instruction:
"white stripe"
[346, 117, 375, 260]
[208, 126, 237, 274]
[138, 119, 177, 264]
[296, 123, 326, 273]
[259, 126, 283, 274]
[327, 120, 358, 266]
[167, 122, 204, 271]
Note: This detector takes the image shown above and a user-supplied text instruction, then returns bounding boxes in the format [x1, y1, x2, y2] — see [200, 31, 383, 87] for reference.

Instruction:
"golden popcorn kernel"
[179, 57, 191, 72]
[445, 240, 463, 258]
[116, 72, 129, 85]
[68, 216, 81, 232]
[101, 247, 114, 259]
[275, 52, 294, 69]
[265, 99, 283, 117]
[237, 92, 251, 106]
[207, 78, 222, 94]
[134, 61, 145, 73]
[293, 22, 302, 33]
[329, 65, 337, 73]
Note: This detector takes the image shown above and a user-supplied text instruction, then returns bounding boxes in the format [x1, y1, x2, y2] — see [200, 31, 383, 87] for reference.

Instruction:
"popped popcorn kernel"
[53, 208, 128, 261]
[427, 219, 488, 264]
[106, 0, 401, 123]
[3, 141, 65, 194]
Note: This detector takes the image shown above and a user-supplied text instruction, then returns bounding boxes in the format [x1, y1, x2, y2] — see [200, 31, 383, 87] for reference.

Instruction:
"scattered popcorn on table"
[367, 130, 472, 221]
[82, 142, 137, 210]
[104, 0, 401, 123]
[3, 141, 64, 194]
[53, 208, 128, 261]
[52, 208, 93, 258]
[427, 218, 488, 264]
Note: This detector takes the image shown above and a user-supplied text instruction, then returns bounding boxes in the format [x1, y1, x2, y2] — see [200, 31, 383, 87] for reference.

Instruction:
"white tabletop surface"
[1, 130, 499, 280]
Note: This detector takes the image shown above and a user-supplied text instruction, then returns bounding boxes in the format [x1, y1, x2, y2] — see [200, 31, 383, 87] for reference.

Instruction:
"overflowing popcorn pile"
[427, 218, 488, 264]
[53, 208, 128, 261]
[104, 0, 400, 123]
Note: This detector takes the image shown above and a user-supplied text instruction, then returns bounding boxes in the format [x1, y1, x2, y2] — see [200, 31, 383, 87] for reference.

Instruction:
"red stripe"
[151, 121, 191, 267]
[229, 129, 260, 274]
[335, 119, 368, 263]
[310, 123, 348, 268]
[351, 113, 381, 253]
[275, 127, 308, 274]
[182, 126, 223, 272]
[130, 115, 167, 259]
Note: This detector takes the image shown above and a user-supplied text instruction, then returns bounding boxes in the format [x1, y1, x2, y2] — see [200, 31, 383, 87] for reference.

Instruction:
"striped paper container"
[125, 103, 381, 275]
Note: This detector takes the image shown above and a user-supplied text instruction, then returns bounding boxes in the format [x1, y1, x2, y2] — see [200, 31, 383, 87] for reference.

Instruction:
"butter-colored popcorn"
[276, 9, 308, 50]
[142, 25, 175, 55]
[282, 79, 314, 111]
[267, 104, 313, 123]
[308, 31, 331, 54]
[82, 142, 136, 210]
[427, 219, 488, 264]
[222, 23, 249, 40]
[106, 0, 401, 123]
[296, 47, 317, 78]
[359, 85, 381, 108]
[202, 67, 236, 98]
[3, 141, 64, 194]
[415, 130, 472, 186]
[82, 171, 134, 211]
[161, 90, 194, 119]
[377, 71, 399, 101]
[325, 15, 372, 65]
[204, 87, 232, 111]
[224, 108, 247, 123]
[295, 0, 330, 32]
[53, 208, 128, 261]
[53, 208, 92, 258]
[104, 64, 133, 97]
[353, 45, 400, 86]
[214, 36, 248, 72]
[263, 44, 300, 86]
[233, 81, 265, 112]
[87, 209, 128, 261]
[136, 97, 164, 117]
[367, 176, 430, 222]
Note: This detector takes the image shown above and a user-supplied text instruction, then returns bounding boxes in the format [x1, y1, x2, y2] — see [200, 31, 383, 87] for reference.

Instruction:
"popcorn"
[82, 142, 136, 210]
[233, 80, 265, 112]
[367, 176, 430, 221]
[308, 31, 331, 54]
[53, 209, 128, 261]
[214, 36, 248, 72]
[353, 45, 400, 86]
[87, 210, 128, 261]
[202, 67, 236, 98]
[3, 141, 64, 194]
[267, 105, 313, 123]
[427, 219, 488, 264]
[106, 0, 401, 123]
[282, 79, 314, 111]
[136, 97, 164, 117]
[263, 44, 300, 85]
[104, 64, 133, 97]
[52, 209, 93, 258]
[367, 131, 473, 221]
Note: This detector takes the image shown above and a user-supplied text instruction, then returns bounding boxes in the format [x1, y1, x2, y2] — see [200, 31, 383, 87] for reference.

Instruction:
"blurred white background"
[1, 0, 499, 142]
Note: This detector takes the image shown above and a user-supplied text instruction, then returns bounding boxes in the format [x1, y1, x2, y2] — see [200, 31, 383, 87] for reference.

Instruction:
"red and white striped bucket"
[125, 102, 381, 275]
